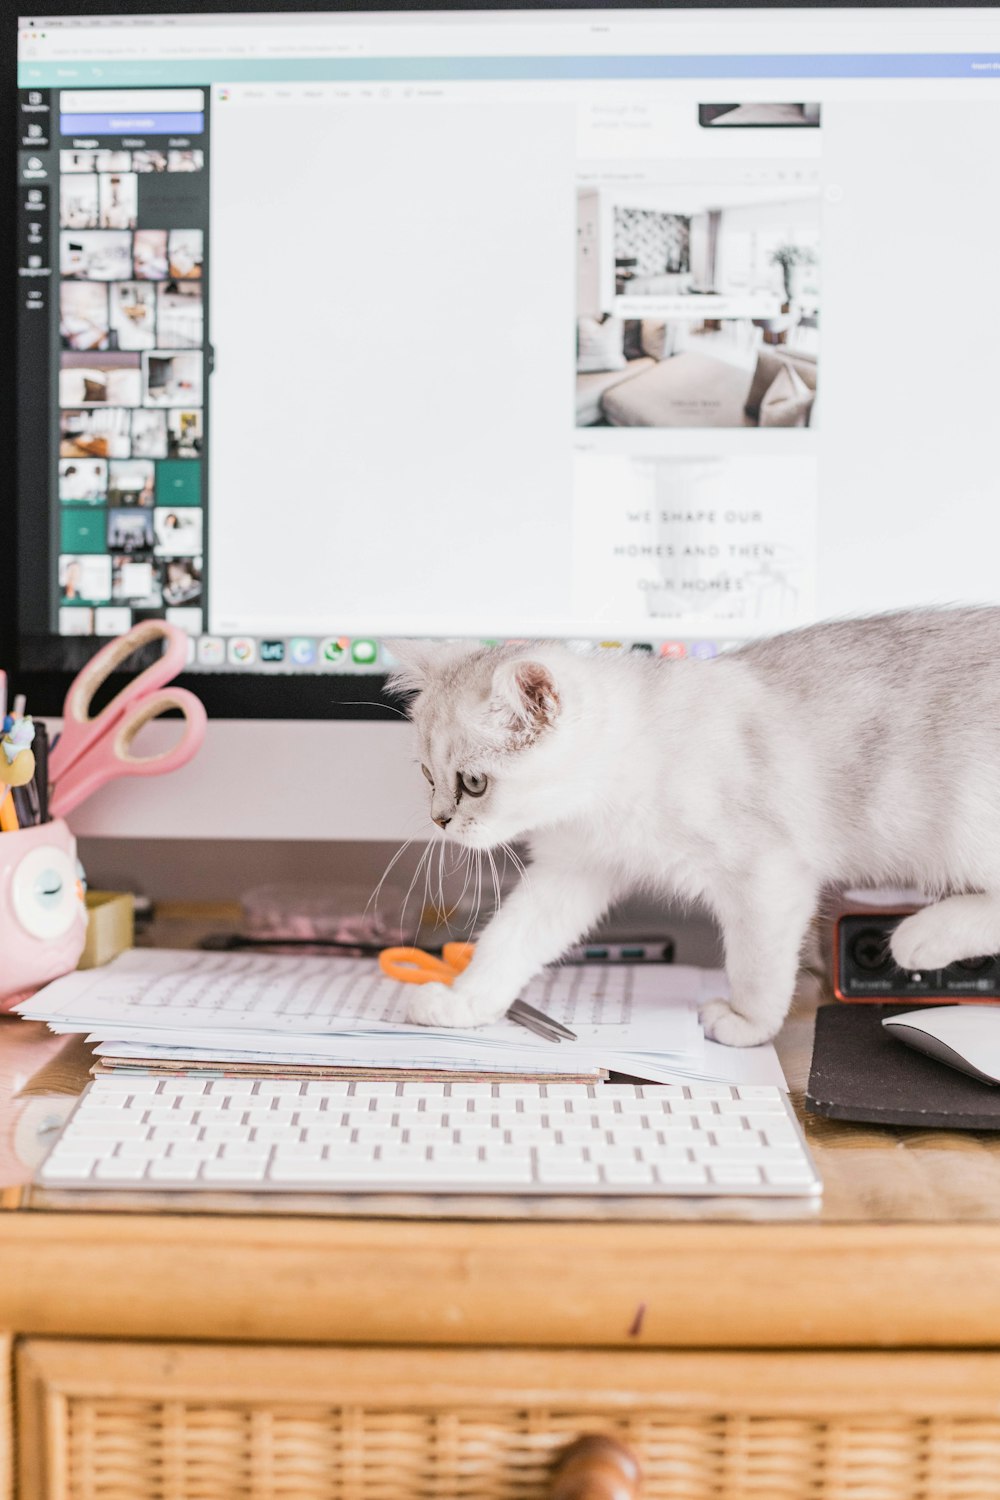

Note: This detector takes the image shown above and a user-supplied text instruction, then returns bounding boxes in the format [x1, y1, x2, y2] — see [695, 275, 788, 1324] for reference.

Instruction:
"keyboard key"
[149, 1124, 200, 1142]
[202, 1159, 269, 1182]
[537, 1161, 600, 1185]
[41, 1154, 96, 1179]
[719, 1096, 784, 1115]
[709, 1166, 761, 1187]
[601, 1162, 654, 1186]
[654, 1164, 709, 1186]
[95, 1157, 151, 1181]
[149, 1158, 202, 1182]
[712, 1128, 762, 1148]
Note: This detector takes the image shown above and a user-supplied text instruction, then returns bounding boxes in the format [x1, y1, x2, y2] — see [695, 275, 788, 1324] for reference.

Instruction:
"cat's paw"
[407, 980, 508, 1029]
[700, 998, 777, 1048]
[890, 907, 968, 972]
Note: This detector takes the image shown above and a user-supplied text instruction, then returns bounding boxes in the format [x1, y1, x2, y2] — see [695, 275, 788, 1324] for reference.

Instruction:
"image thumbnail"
[60, 355, 141, 414]
[60, 282, 109, 352]
[143, 351, 203, 407]
[60, 230, 132, 280]
[133, 150, 167, 173]
[59, 607, 94, 636]
[166, 606, 203, 636]
[61, 407, 132, 460]
[168, 150, 204, 172]
[168, 230, 203, 279]
[108, 458, 155, 507]
[95, 607, 134, 637]
[163, 557, 203, 607]
[60, 174, 98, 229]
[156, 281, 202, 347]
[58, 458, 107, 503]
[167, 410, 202, 459]
[59, 553, 112, 604]
[60, 353, 142, 409]
[95, 150, 130, 172]
[134, 229, 168, 281]
[112, 556, 161, 607]
[107, 507, 155, 553]
[154, 508, 203, 556]
[699, 103, 821, 128]
[576, 183, 819, 428]
[572, 453, 818, 629]
[61, 150, 97, 173]
[131, 409, 168, 459]
[99, 172, 138, 230]
[109, 281, 157, 351]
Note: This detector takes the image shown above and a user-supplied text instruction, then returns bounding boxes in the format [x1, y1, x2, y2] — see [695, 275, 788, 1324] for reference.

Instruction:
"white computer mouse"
[882, 1006, 1000, 1085]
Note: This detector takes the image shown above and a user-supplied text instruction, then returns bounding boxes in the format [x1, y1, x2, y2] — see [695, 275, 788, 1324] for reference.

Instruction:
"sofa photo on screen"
[576, 315, 817, 430]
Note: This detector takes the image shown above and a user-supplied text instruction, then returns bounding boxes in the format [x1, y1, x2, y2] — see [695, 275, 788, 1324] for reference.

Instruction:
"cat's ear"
[382, 639, 478, 700]
[490, 658, 560, 744]
[382, 639, 439, 699]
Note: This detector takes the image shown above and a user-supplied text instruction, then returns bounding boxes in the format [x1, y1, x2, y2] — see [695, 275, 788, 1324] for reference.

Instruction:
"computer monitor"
[11, 4, 1000, 840]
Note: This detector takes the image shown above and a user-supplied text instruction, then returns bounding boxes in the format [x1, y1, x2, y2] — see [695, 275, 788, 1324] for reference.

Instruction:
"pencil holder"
[0, 819, 88, 1012]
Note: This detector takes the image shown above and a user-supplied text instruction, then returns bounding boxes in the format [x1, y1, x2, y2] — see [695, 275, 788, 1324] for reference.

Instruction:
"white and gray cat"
[387, 608, 1000, 1046]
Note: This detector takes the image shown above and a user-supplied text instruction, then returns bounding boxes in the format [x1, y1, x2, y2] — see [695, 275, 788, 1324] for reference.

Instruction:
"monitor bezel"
[6, 0, 988, 720]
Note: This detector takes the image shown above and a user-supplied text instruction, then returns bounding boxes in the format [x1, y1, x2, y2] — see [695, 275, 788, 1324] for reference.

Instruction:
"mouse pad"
[806, 1003, 1000, 1130]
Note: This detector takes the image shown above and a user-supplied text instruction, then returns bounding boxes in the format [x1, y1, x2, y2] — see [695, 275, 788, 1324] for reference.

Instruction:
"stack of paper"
[15, 950, 785, 1087]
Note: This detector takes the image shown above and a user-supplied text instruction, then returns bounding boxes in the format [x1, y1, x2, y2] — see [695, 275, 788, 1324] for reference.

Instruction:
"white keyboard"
[37, 1078, 821, 1197]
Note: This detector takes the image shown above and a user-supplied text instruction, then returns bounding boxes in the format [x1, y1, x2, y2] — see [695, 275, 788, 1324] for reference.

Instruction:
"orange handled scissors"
[378, 943, 576, 1042]
[379, 942, 475, 986]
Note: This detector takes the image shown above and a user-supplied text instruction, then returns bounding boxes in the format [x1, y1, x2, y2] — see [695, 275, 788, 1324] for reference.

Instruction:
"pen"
[33, 721, 49, 823]
[11, 783, 33, 829]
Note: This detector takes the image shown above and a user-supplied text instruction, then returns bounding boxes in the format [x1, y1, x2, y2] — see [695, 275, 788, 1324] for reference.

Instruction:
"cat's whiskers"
[485, 845, 502, 918]
[351, 699, 410, 720]
[366, 817, 425, 925]
[499, 840, 530, 888]
[399, 840, 433, 937]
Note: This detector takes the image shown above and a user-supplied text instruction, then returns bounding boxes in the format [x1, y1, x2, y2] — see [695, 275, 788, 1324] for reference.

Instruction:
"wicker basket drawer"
[17, 1341, 1000, 1500]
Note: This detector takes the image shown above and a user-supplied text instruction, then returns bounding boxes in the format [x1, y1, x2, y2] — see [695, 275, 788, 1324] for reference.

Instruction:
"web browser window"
[16, 9, 1000, 673]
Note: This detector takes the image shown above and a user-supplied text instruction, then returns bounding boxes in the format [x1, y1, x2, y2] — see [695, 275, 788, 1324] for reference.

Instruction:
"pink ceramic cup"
[0, 819, 88, 1012]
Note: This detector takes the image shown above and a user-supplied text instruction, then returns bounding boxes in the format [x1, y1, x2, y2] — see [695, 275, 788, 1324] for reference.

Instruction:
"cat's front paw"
[407, 979, 509, 1029]
[890, 907, 965, 972]
[700, 998, 777, 1048]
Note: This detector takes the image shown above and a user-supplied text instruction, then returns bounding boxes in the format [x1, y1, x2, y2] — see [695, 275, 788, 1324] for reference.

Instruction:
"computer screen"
[16, 5, 1000, 691]
[12, 5, 1000, 838]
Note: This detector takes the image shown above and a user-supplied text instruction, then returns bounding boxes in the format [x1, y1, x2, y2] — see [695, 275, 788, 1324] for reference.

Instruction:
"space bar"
[268, 1160, 533, 1184]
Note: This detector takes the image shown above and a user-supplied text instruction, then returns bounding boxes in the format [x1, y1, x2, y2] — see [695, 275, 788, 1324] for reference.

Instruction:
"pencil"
[0, 793, 18, 833]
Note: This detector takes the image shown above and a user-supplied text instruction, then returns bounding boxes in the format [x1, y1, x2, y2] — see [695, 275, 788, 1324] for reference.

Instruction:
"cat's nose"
[433, 814, 451, 830]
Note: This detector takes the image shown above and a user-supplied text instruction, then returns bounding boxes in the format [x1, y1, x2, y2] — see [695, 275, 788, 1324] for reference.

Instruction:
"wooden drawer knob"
[549, 1435, 641, 1500]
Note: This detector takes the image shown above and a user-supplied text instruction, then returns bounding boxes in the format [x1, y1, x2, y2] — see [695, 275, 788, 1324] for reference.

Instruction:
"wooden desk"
[5, 913, 1000, 1499]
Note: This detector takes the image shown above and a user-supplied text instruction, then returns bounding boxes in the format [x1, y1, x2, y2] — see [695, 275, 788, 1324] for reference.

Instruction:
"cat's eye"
[421, 764, 434, 787]
[458, 771, 488, 798]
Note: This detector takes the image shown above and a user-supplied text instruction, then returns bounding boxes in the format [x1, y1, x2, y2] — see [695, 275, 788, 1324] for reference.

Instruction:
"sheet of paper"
[20, 948, 704, 1061]
[91, 1041, 592, 1075]
[619, 1039, 788, 1089]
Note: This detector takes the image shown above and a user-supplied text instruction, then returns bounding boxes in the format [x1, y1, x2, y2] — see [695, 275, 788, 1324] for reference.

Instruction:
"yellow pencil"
[0, 791, 19, 832]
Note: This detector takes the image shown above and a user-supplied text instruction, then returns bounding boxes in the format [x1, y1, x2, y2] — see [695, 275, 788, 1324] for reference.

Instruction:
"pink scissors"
[49, 620, 207, 819]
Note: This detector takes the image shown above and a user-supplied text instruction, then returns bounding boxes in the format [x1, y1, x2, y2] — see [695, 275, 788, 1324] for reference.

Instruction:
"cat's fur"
[388, 608, 1000, 1045]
